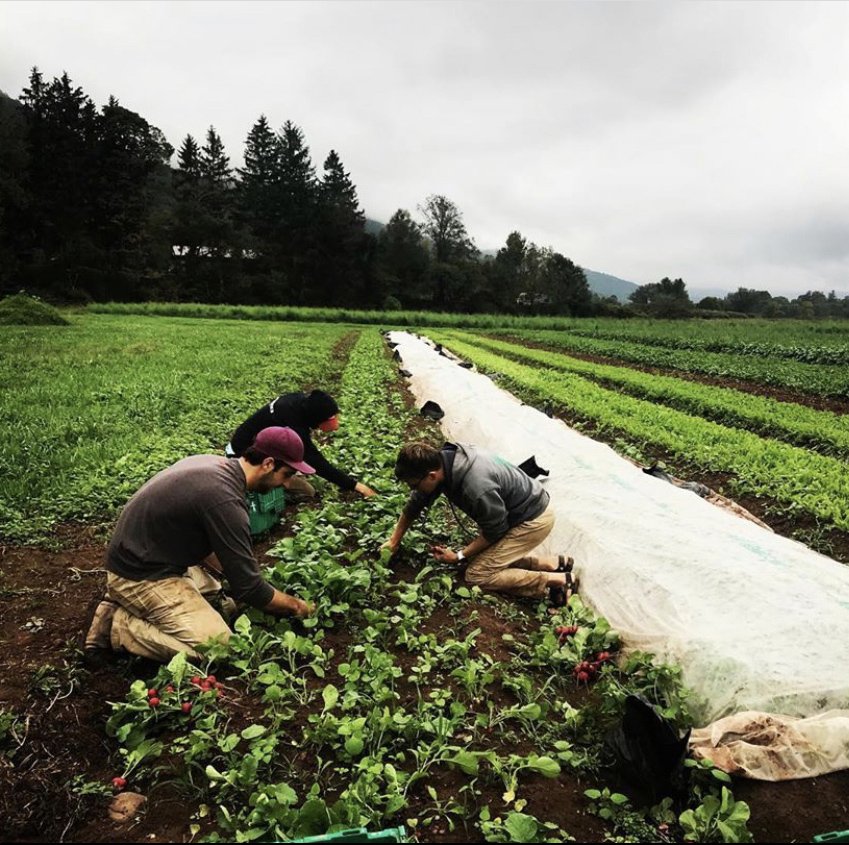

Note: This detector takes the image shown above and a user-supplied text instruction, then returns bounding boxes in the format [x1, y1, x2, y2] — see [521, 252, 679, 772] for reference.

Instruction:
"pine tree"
[237, 115, 280, 266]
[199, 126, 231, 187]
[320, 149, 364, 223]
[314, 149, 371, 306]
[275, 120, 318, 304]
[177, 134, 201, 177]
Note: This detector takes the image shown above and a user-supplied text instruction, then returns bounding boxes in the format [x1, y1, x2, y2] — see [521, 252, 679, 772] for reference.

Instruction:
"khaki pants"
[106, 567, 231, 662]
[285, 475, 316, 502]
[464, 503, 556, 598]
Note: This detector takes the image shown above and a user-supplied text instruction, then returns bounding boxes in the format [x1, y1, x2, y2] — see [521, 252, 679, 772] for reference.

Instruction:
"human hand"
[355, 482, 378, 498]
[292, 598, 315, 618]
[430, 545, 458, 564]
[380, 539, 398, 556]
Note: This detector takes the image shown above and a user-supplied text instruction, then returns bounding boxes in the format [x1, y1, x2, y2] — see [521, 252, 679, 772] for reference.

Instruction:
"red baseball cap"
[252, 427, 315, 474]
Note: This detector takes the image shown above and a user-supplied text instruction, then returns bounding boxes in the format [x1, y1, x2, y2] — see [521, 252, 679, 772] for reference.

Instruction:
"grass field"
[1, 311, 848, 843]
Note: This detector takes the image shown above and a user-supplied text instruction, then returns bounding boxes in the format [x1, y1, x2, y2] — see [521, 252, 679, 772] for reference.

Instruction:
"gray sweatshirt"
[403, 443, 550, 542]
[107, 455, 274, 609]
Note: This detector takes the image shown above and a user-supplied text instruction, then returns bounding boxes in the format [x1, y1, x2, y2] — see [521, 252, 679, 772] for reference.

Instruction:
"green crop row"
[86, 300, 589, 331]
[564, 319, 849, 365]
[0, 314, 354, 541]
[429, 334, 849, 531]
[441, 331, 849, 458]
[510, 329, 849, 398]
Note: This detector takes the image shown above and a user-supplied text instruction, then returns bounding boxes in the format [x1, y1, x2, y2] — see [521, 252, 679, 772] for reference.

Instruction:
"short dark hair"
[394, 442, 441, 482]
[243, 446, 287, 471]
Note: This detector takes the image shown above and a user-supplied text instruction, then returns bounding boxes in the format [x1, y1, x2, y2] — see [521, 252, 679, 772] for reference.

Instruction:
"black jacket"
[230, 393, 356, 491]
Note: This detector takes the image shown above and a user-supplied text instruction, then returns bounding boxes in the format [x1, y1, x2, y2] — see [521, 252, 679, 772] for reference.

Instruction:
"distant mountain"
[582, 269, 639, 302]
[364, 217, 384, 236]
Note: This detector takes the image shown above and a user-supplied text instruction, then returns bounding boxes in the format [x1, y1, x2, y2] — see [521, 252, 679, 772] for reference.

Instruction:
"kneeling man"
[382, 442, 576, 606]
[85, 427, 314, 662]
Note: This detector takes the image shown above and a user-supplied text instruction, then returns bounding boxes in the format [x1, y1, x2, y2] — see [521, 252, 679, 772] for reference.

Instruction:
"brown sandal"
[549, 572, 579, 608]
[556, 555, 574, 574]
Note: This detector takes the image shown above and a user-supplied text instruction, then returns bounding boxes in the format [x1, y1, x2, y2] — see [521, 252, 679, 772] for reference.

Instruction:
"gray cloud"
[1, 0, 847, 296]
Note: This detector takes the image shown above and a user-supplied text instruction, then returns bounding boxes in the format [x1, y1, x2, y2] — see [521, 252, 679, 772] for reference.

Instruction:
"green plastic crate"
[247, 487, 286, 536]
[813, 833, 849, 844]
[289, 827, 405, 843]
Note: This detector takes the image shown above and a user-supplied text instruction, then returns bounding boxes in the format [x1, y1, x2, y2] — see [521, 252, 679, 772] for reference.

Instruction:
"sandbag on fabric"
[389, 331, 849, 779]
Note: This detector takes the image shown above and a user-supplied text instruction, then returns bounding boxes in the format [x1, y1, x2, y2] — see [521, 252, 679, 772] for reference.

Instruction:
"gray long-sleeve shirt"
[402, 443, 550, 542]
[107, 455, 274, 609]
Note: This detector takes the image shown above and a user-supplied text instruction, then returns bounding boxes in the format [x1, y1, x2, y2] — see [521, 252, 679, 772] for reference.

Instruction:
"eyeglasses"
[401, 474, 427, 490]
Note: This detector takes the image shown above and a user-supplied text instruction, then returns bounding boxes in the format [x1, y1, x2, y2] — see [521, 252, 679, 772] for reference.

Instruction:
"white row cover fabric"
[690, 710, 849, 780]
[389, 331, 849, 779]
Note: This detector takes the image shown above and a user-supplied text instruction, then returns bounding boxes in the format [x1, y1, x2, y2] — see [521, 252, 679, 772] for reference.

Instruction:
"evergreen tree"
[199, 126, 231, 187]
[172, 133, 207, 290]
[275, 120, 318, 304]
[198, 127, 240, 299]
[316, 149, 370, 306]
[237, 115, 280, 297]
[177, 134, 201, 177]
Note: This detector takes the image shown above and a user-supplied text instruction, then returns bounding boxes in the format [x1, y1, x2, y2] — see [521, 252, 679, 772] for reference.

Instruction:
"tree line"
[0, 68, 598, 315]
[629, 277, 849, 320]
[1, 68, 844, 318]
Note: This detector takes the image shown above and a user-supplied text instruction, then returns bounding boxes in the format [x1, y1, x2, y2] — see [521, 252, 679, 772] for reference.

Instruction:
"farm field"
[1, 312, 848, 843]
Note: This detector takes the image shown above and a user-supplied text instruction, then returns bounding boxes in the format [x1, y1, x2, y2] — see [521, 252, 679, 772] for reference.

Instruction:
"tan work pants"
[107, 567, 231, 662]
[464, 503, 556, 598]
[285, 475, 316, 500]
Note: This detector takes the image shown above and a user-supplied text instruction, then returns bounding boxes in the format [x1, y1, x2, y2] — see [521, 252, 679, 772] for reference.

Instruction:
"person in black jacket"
[227, 390, 377, 499]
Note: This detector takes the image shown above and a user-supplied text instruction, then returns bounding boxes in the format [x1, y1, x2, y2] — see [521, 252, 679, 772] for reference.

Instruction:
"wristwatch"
[456, 549, 466, 563]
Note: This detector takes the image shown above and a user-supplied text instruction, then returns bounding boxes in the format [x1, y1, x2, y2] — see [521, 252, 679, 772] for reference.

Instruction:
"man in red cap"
[84, 427, 315, 662]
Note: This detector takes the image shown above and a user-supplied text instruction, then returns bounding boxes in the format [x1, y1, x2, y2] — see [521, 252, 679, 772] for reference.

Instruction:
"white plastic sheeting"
[390, 331, 849, 779]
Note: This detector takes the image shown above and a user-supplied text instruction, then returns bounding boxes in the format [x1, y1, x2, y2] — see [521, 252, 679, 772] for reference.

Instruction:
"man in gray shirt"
[381, 442, 577, 605]
[85, 427, 315, 662]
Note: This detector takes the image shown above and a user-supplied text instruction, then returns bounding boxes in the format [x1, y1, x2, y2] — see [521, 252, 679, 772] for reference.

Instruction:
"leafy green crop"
[0, 314, 353, 540]
[431, 333, 849, 531]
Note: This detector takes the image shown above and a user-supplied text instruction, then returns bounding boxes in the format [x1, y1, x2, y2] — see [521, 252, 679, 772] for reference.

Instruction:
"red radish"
[112, 776, 127, 790]
[181, 702, 192, 714]
[165, 685, 175, 693]
[200, 682, 211, 692]
[190, 676, 201, 685]
[148, 697, 161, 707]
[147, 688, 158, 698]
[206, 675, 216, 684]
[576, 671, 589, 683]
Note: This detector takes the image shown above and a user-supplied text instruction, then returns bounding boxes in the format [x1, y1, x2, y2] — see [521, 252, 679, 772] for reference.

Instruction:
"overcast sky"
[2, 1, 848, 297]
